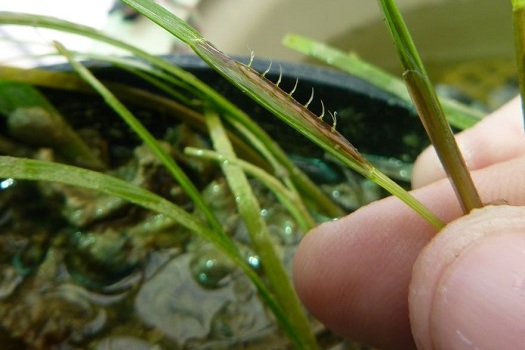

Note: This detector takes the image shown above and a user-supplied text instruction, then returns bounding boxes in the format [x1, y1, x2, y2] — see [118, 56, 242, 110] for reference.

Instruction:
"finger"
[412, 96, 525, 188]
[293, 156, 525, 349]
[410, 205, 525, 350]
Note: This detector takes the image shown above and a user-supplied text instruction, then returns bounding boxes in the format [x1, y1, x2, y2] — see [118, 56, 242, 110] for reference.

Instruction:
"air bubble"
[0, 178, 15, 190]
[247, 255, 261, 270]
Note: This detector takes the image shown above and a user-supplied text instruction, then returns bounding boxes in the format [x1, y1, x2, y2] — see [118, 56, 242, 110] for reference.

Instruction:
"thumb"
[409, 205, 525, 350]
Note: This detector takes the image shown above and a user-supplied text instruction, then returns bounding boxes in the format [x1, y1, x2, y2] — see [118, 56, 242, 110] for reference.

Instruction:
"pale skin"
[293, 96, 525, 349]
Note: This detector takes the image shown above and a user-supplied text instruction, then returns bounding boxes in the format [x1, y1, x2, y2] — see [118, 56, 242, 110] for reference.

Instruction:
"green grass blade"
[204, 110, 319, 350]
[77, 54, 198, 106]
[513, 0, 525, 122]
[282, 34, 483, 130]
[0, 156, 212, 247]
[377, 0, 482, 213]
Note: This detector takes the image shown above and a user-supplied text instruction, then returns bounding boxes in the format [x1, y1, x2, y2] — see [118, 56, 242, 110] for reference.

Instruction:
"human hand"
[293, 97, 525, 349]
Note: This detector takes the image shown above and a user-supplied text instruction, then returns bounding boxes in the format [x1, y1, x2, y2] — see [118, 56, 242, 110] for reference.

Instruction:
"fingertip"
[292, 195, 439, 349]
[292, 221, 334, 306]
[410, 205, 525, 350]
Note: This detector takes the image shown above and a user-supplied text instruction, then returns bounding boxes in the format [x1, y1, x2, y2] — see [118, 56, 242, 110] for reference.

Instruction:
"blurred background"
[0, 0, 517, 110]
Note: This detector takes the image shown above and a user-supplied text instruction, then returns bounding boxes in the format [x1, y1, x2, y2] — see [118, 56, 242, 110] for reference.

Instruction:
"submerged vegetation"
[0, 0, 520, 348]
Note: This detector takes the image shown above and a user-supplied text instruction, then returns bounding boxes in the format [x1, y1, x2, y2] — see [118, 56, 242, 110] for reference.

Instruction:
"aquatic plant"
[0, 0, 520, 348]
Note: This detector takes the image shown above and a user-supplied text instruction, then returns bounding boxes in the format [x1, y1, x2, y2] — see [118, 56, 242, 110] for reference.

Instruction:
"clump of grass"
[118, 0, 444, 228]
[0, 9, 329, 349]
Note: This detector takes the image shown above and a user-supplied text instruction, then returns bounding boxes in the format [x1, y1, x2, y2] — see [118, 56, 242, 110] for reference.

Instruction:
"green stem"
[370, 168, 443, 229]
[205, 110, 319, 350]
[512, 0, 525, 123]
[377, 0, 482, 214]
[403, 71, 482, 213]
[332, 151, 444, 229]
